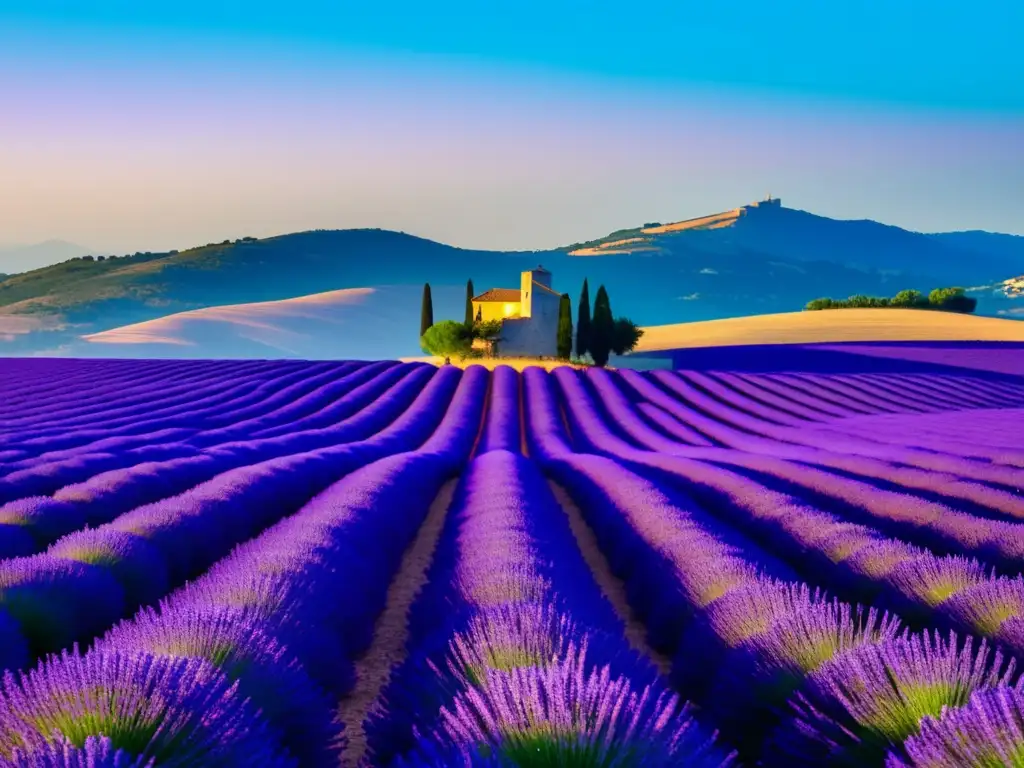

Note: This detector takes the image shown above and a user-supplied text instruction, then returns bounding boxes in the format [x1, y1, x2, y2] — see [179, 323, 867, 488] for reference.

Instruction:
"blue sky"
[1, 0, 1022, 253]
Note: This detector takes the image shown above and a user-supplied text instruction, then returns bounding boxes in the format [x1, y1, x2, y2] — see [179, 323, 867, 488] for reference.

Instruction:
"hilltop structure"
[472, 266, 561, 357]
[568, 195, 783, 254]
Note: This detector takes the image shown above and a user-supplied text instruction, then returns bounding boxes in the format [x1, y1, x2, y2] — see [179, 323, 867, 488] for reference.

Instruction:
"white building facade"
[472, 266, 562, 358]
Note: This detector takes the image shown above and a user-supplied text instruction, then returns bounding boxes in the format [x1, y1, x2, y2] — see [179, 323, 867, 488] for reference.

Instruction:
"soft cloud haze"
[1, 1, 1021, 256]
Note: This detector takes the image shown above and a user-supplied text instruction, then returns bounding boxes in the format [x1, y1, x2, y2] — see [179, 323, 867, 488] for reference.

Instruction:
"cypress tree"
[420, 283, 434, 338]
[589, 284, 615, 367]
[465, 279, 475, 327]
[557, 293, 573, 359]
[575, 278, 591, 358]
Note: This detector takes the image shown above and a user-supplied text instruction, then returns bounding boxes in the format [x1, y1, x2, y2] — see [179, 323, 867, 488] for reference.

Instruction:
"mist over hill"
[1, 201, 1020, 357]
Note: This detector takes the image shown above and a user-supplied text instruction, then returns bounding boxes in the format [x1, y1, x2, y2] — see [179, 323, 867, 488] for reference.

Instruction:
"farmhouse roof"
[472, 288, 522, 303]
[532, 281, 561, 297]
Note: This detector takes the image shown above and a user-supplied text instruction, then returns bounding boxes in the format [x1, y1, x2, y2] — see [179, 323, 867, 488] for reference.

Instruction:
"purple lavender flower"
[0, 496, 87, 556]
[0, 555, 125, 658]
[373, 603, 665, 766]
[167, 572, 357, 695]
[805, 525, 877, 564]
[477, 365, 521, 455]
[440, 605, 577, 684]
[673, 580, 828, 697]
[48, 529, 170, 609]
[712, 600, 903, 751]
[940, 576, 1024, 636]
[838, 540, 927, 581]
[97, 605, 343, 767]
[768, 630, 1018, 766]
[997, 615, 1024, 659]
[406, 659, 735, 767]
[7, 735, 153, 767]
[890, 684, 1024, 767]
[0, 649, 296, 766]
[886, 555, 994, 610]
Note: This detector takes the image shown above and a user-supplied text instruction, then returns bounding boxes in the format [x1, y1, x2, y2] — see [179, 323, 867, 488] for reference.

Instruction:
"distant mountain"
[0, 240, 99, 274]
[928, 231, 1024, 266]
[566, 198, 1018, 286]
[1, 203, 1021, 356]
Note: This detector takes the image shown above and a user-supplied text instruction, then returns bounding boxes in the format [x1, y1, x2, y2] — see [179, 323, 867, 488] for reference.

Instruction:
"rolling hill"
[1, 200, 1020, 356]
[58, 299, 1024, 366]
[633, 308, 1024, 351]
[0, 240, 99, 274]
[69, 285, 467, 359]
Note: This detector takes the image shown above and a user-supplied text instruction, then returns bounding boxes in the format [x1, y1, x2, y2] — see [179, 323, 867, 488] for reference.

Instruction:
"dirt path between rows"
[548, 480, 671, 676]
[337, 478, 458, 767]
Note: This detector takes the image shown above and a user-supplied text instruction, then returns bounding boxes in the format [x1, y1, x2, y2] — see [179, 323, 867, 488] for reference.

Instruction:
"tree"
[589, 285, 615, 367]
[473, 319, 504, 357]
[576, 279, 591, 358]
[845, 294, 875, 308]
[891, 289, 926, 308]
[420, 283, 434, 340]
[557, 293, 573, 359]
[805, 297, 836, 311]
[421, 320, 473, 360]
[929, 286, 976, 314]
[611, 318, 644, 355]
[465, 279, 475, 327]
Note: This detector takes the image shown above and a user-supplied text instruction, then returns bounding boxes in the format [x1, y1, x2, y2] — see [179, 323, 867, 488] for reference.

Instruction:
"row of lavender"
[1, 357, 1022, 764]
[551, 367, 1024, 625]
[0, 364, 467, 669]
[0, 362, 438, 560]
[522, 365, 1024, 764]
[0, 360, 413, 494]
[366, 449, 734, 765]
[0, 364, 489, 765]
[0, 364, 730, 766]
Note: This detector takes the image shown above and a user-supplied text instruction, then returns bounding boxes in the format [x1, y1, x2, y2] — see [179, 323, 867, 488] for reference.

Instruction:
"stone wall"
[499, 288, 559, 357]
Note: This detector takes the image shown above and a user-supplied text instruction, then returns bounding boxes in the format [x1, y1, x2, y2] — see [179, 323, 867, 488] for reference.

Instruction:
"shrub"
[421, 321, 473, 360]
[804, 287, 975, 314]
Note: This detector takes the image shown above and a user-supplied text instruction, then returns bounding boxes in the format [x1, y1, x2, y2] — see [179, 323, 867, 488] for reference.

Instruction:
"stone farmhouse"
[471, 266, 561, 358]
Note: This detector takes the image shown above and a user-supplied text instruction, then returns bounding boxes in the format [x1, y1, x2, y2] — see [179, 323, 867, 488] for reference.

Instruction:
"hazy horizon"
[3, 1, 1022, 256]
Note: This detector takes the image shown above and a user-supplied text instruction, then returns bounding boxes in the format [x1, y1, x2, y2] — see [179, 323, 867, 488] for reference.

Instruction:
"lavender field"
[1, 350, 1023, 767]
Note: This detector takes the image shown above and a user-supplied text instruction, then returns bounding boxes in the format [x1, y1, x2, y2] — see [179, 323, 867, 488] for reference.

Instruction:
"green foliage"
[890, 289, 927, 308]
[804, 287, 975, 314]
[465, 279, 475, 326]
[589, 285, 615, 367]
[611, 318, 644, 355]
[575, 279, 591, 358]
[805, 297, 837, 311]
[929, 286, 966, 303]
[929, 286, 977, 313]
[421, 320, 473, 359]
[419, 283, 434, 343]
[473, 318, 504, 357]
[845, 295, 890, 308]
[563, 226, 645, 252]
[557, 293, 573, 360]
